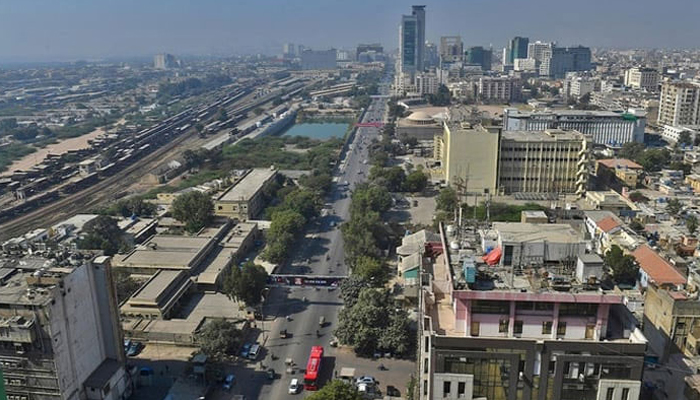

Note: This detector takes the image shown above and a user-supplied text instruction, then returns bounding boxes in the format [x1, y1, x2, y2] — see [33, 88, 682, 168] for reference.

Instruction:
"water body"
[281, 122, 348, 140]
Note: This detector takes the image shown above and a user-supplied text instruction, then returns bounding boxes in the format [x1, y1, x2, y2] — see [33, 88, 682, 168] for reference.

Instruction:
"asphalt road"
[234, 77, 391, 400]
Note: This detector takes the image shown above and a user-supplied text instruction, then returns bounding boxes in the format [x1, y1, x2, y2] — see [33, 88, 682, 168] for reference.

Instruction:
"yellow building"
[214, 168, 277, 221]
[686, 174, 700, 193]
[434, 122, 499, 193]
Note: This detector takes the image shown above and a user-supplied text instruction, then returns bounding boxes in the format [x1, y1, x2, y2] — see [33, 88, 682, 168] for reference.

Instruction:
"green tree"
[339, 275, 370, 308]
[404, 170, 428, 193]
[378, 309, 412, 355]
[604, 245, 639, 285]
[427, 84, 452, 106]
[350, 183, 393, 214]
[78, 215, 127, 256]
[667, 198, 683, 215]
[679, 131, 693, 147]
[253, 107, 264, 115]
[436, 187, 459, 213]
[113, 269, 142, 304]
[370, 166, 406, 192]
[618, 142, 646, 162]
[306, 380, 363, 400]
[669, 161, 692, 176]
[222, 262, 269, 306]
[687, 215, 698, 235]
[277, 189, 320, 220]
[353, 256, 386, 283]
[629, 220, 645, 233]
[171, 191, 213, 233]
[195, 319, 243, 360]
[341, 212, 382, 262]
[628, 191, 648, 203]
[638, 148, 671, 172]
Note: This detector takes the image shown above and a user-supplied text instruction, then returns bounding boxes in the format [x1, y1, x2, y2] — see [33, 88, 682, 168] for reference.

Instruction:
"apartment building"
[498, 129, 590, 195]
[504, 108, 646, 145]
[624, 67, 659, 91]
[658, 81, 700, 126]
[0, 255, 131, 400]
[419, 224, 647, 400]
[477, 76, 521, 102]
[662, 124, 699, 144]
[214, 168, 278, 220]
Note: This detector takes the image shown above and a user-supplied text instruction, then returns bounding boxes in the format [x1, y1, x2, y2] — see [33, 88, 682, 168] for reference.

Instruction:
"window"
[443, 381, 451, 395]
[542, 321, 553, 334]
[514, 320, 523, 334]
[605, 387, 615, 400]
[458, 382, 466, 396]
[557, 322, 567, 336]
[471, 321, 480, 336]
[499, 319, 509, 333]
[622, 388, 630, 400]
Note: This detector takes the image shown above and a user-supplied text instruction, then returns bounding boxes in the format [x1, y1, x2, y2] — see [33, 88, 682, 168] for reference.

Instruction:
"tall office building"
[623, 67, 659, 91]
[439, 36, 463, 63]
[283, 43, 296, 58]
[658, 81, 700, 126]
[0, 256, 131, 399]
[300, 49, 337, 70]
[507, 36, 529, 64]
[527, 41, 553, 63]
[399, 5, 426, 77]
[465, 46, 492, 71]
[153, 53, 178, 69]
[544, 46, 592, 78]
[356, 43, 383, 61]
[425, 41, 439, 68]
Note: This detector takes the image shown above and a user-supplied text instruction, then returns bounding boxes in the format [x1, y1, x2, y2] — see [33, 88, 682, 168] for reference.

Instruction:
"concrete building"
[398, 5, 426, 78]
[120, 270, 193, 320]
[662, 124, 699, 144]
[434, 122, 499, 193]
[527, 41, 553, 63]
[477, 76, 521, 102]
[563, 74, 598, 100]
[658, 81, 700, 126]
[415, 72, 439, 95]
[283, 43, 296, 58]
[300, 49, 337, 70]
[397, 110, 444, 140]
[514, 58, 538, 72]
[154, 53, 177, 69]
[544, 46, 592, 78]
[498, 129, 590, 195]
[439, 36, 463, 63]
[215, 168, 278, 220]
[506, 36, 529, 65]
[419, 224, 647, 400]
[0, 256, 131, 400]
[464, 46, 492, 71]
[356, 43, 383, 60]
[595, 158, 644, 189]
[504, 108, 646, 145]
[624, 67, 659, 91]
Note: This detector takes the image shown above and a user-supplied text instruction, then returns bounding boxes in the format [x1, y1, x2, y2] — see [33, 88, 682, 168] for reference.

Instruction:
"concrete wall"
[596, 379, 641, 400]
[432, 373, 474, 400]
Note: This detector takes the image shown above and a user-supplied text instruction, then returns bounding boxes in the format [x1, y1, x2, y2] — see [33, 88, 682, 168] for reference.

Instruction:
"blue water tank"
[463, 257, 476, 284]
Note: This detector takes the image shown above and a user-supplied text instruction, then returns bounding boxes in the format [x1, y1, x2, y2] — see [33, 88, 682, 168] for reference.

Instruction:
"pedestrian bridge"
[268, 274, 347, 287]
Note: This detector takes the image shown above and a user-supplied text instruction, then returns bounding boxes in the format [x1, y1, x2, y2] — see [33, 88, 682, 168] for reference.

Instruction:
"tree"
[353, 256, 386, 283]
[306, 380, 363, 400]
[263, 209, 306, 263]
[669, 161, 692, 176]
[687, 215, 698, 235]
[339, 275, 370, 308]
[628, 191, 648, 203]
[679, 131, 693, 147]
[667, 198, 683, 215]
[195, 319, 243, 360]
[427, 84, 452, 106]
[370, 166, 405, 192]
[378, 309, 412, 355]
[618, 142, 646, 162]
[638, 148, 671, 172]
[253, 107, 264, 115]
[113, 269, 142, 304]
[604, 245, 639, 285]
[277, 189, 320, 220]
[78, 215, 127, 256]
[222, 262, 269, 306]
[171, 191, 213, 233]
[436, 187, 458, 213]
[629, 220, 645, 233]
[404, 170, 428, 193]
[350, 184, 392, 214]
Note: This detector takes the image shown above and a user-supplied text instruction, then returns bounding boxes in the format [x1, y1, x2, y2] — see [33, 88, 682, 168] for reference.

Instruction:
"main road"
[238, 74, 392, 399]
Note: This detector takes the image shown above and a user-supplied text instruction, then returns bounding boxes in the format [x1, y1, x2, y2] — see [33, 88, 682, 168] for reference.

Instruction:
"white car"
[356, 376, 377, 386]
[288, 378, 300, 394]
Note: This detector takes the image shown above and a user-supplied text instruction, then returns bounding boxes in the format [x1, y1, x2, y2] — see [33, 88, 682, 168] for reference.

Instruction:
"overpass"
[267, 274, 347, 288]
[355, 121, 384, 128]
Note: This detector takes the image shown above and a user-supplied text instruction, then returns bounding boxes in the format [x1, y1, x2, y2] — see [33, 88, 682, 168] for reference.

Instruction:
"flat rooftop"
[491, 222, 583, 243]
[217, 168, 276, 202]
[114, 234, 216, 270]
[131, 270, 183, 302]
[506, 109, 627, 118]
[502, 129, 586, 141]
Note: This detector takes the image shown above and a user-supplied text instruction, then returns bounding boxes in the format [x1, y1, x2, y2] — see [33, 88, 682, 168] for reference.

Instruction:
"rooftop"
[217, 168, 277, 202]
[131, 270, 184, 303]
[505, 108, 637, 118]
[632, 244, 687, 286]
[597, 158, 643, 170]
[502, 129, 587, 142]
[491, 222, 583, 244]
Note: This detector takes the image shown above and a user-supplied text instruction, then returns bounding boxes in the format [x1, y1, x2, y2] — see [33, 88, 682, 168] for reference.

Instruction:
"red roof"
[597, 158, 643, 170]
[632, 245, 687, 286]
[597, 216, 621, 233]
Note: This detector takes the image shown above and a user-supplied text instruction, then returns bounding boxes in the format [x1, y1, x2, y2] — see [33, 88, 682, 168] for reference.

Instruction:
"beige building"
[396, 111, 443, 140]
[498, 129, 590, 195]
[215, 168, 277, 220]
[658, 81, 700, 126]
[120, 270, 193, 319]
[434, 122, 499, 193]
[624, 67, 659, 91]
[477, 76, 521, 102]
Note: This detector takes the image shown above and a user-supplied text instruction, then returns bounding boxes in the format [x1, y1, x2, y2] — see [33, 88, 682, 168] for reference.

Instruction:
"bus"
[303, 346, 324, 390]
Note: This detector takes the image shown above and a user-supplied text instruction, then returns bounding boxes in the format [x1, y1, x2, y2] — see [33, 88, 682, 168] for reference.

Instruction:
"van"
[248, 344, 260, 360]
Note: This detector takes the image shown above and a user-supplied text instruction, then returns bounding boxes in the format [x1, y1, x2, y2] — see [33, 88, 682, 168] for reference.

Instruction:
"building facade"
[507, 36, 529, 65]
[214, 168, 278, 220]
[658, 81, 700, 126]
[624, 67, 659, 91]
[478, 77, 522, 102]
[300, 49, 337, 70]
[399, 5, 426, 77]
[465, 46, 492, 71]
[0, 256, 131, 400]
[439, 36, 463, 63]
[153, 53, 177, 69]
[544, 46, 592, 78]
[416, 73, 439, 96]
[662, 124, 699, 144]
[356, 43, 383, 60]
[503, 108, 646, 145]
[498, 129, 590, 195]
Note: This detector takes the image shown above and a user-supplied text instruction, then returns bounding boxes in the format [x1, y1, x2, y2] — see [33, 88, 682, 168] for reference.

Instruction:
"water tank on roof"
[446, 225, 455, 235]
[450, 241, 459, 250]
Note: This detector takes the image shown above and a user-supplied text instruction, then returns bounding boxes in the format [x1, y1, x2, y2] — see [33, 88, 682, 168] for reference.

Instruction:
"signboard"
[268, 275, 346, 287]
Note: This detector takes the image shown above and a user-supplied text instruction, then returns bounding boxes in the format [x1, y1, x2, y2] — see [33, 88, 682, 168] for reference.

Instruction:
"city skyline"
[1, 0, 699, 62]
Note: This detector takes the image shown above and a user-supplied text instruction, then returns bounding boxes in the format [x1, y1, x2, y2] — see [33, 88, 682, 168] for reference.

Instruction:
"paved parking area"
[333, 346, 416, 398]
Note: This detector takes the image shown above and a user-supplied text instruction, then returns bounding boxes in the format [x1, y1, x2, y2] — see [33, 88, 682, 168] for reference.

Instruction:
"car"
[356, 376, 377, 386]
[126, 341, 142, 357]
[239, 342, 252, 358]
[289, 378, 301, 394]
[248, 343, 261, 360]
[223, 374, 235, 391]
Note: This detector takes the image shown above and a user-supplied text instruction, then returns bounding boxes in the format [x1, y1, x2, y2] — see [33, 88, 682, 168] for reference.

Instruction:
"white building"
[504, 108, 646, 145]
[662, 124, 700, 144]
[415, 73, 439, 96]
[564, 75, 598, 99]
[514, 58, 538, 72]
[624, 67, 659, 91]
[478, 76, 521, 102]
[658, 80, 700, 126]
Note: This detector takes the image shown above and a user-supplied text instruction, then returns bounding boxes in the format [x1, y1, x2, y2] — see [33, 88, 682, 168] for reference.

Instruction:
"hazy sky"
[1, 0, 698, 62]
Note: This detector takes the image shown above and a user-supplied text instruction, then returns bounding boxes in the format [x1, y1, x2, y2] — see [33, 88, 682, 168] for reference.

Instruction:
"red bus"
[303, 346, 324, 390]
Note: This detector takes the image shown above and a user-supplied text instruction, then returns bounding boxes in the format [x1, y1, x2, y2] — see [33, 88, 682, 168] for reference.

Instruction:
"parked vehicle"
[280, 329, 289, 339]
[248, 344, 261, 360]
[288, 378, 301, 394]
[223, 374, 235, 391]
[239, 342, 252, 358]
[126, 341, 142, 357]
[356, 376, 377, 386]
[319, 316, 326, 327]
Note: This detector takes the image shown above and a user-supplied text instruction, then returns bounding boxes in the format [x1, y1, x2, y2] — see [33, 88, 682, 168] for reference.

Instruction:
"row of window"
[500, 157, 582, 162]
[471, 300, 598, 317]
[501, 147, 583, 152]
[496, 320, 564, 335]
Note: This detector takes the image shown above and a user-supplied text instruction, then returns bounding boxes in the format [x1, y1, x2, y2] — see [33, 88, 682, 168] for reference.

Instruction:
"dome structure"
[406, 111, 435, 124]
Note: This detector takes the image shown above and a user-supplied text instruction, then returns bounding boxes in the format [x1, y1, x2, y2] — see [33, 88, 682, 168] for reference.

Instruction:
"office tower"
[300, 49, 337, 70]
[399, 5, 426, 77]
[425, 41, 439, 68]
[0, 256, 131, 399]
[527, 41, 553, 62]
[624, 67, 659, 91]
[658, 81, 700, 126]
[283, 43, 296, 57]
[507, 36, 529, 64]
[356, 43, 383, 61]
[504, 108, 647, 145]
[544, 46, 592, 78]
[465, 46, 492, 71]
[153, 53, 177, 69]
[440, 36, 463, 63]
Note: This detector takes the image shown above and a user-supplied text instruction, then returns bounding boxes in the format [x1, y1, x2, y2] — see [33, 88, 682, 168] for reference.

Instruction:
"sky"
[0, 0, 698, 62]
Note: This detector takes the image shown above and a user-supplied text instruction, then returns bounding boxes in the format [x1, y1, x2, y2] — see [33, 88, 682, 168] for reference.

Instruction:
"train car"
[98, 162, 117, 177]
